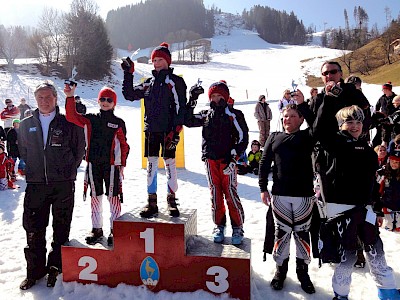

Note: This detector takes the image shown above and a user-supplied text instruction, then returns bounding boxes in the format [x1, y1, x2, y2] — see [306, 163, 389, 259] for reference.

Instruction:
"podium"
[62, 208, 251, 300]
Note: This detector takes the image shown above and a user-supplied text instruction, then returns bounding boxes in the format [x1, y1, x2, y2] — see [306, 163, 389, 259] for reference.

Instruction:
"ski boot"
[231, 226, 244, 245]
[354, 249, 366, 268]
[271, 257, 289, 290]
[20, 278, 37, 290]
[85, 228, 104, 245]
[296, 258, 315, 294]
[378, 288, 400, 300]
[140, 194, 158, 218]
[213, 225, 225, 243]
[167, 193, 180, 217]
[46, 266, 59, 287]
[333, 296, 348, 300]
[107, 229, 113, 246]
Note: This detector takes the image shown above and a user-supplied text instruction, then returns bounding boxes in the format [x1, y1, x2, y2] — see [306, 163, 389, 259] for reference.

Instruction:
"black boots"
[140, 194, 158, 218]
[140, 193, 179, 218]
[354, 249, 366, 268]
[296, 258, 315, 294]
[167, 193, 180, 217]
[46, 266, 59, 287]
[107, 229, 114, 246]
[85, 228, 104, 245]
[270, 257, 289, 290]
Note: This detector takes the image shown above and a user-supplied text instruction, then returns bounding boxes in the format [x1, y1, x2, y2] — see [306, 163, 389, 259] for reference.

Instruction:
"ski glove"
[389, 111, 400, 125]
[188, 84, 204, 108]
[223, 149, 239, 175]
[121, 57, 135, 74]
[165, 126, 183, 150]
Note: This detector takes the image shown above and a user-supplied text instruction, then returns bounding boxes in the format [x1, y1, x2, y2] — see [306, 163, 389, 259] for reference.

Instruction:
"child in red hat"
[121, 42, 187, 218]
[64, 85, 130, 246]
[185, 80, 249, 245]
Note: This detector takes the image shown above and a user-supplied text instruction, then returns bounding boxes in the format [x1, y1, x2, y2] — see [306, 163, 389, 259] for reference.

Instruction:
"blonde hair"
[283, 89, 290, 97]
[335, 105, 364, 127]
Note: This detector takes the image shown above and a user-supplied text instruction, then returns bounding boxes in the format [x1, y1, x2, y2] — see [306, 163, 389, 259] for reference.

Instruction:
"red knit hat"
[382, 81, 393, 90]
[151, 42, 172, 66]
[98, 87, 117, 106]
[208, 81, 230, 102]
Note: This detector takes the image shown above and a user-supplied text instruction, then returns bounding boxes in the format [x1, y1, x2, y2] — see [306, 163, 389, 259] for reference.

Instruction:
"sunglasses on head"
[321, 69, 340, 76]
[99, 97, 113, 103]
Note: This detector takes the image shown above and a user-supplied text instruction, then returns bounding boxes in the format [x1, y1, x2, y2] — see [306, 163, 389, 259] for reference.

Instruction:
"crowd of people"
[2, 44, 399, 299]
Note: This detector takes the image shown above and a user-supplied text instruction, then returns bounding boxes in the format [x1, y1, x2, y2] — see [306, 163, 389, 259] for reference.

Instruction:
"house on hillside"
[390, 38, 400, 55]
[137, 56, 150, 64]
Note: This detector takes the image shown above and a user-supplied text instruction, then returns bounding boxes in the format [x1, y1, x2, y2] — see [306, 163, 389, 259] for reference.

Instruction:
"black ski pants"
[22, 182, 75, 279]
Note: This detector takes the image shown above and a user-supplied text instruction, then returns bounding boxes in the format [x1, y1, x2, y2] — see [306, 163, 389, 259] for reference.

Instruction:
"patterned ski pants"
[332, 237, 396, 297]
[271, 195, 315, 266]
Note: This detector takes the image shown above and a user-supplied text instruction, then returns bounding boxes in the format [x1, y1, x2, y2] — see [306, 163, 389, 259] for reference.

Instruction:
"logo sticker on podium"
[140, 256, 160, 289]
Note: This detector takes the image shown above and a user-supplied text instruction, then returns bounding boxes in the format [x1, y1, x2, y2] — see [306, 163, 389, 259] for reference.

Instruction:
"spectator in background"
[6, 119, 25, 178]
[18, 98, 31, 120]
[376, 82, 397, 117]
[24, 109, 33, 118]
[247, 140, 263, 175]
[254, 95, 272, 147]
[278, 89, 296, 131]
[375, 144, 388, 169]
[1, 99, 20, 136]
[0, 141, 15, 190]
[344, 75, 362, 90]
[306, 87, 318, 104]
[0, 125, 5, 141]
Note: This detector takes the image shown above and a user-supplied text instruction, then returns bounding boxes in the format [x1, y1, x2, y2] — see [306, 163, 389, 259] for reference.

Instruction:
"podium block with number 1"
[62, 208, 251, 300]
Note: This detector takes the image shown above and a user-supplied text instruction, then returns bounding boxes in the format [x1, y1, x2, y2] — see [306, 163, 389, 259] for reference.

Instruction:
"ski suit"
[185, 99, 249, 228]
[65, 97, 129, 229]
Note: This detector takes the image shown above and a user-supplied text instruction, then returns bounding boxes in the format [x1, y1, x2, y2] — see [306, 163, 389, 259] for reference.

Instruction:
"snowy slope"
[0, 14, 399, 300]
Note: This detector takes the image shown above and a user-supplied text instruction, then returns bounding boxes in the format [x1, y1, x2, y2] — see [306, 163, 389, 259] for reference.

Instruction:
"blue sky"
[1, 0, 400, 31]
[204, 0, 400, 31]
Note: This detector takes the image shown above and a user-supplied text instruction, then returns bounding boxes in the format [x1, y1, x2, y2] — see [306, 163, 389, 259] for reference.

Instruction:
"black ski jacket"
[185, 100, 249, 162]
[18, 107, 85, 184]
[122, 68, 187, 133]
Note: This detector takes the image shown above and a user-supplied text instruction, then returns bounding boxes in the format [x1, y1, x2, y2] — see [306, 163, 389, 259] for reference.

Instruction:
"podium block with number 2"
[62, 208, 251, 300]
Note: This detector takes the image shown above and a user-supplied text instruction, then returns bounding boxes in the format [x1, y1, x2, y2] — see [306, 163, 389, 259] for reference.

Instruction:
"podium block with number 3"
[62, 208, 251, 300]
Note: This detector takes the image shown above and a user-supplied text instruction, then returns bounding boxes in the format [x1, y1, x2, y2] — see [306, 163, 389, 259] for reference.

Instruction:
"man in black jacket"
[18, 81, 85, 290]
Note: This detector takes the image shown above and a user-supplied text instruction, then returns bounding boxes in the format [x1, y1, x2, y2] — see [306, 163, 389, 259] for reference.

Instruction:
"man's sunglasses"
[99, 97, 113, 103]
[321, 69, 340, 76]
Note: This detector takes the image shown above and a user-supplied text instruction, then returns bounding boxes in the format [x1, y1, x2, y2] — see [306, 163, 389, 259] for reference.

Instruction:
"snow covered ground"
[1, 13, 400, 300]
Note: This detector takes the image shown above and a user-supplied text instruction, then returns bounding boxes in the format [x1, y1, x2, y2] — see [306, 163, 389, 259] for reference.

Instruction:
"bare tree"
[29, 30, 54, 75]
[0, 26, 27, 68]
[37, 7, 65, 64]
[384, 6, 392, 29]
[338, 49, 353, 73]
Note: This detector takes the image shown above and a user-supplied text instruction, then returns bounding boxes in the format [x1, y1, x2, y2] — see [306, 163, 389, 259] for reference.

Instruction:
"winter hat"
[389, 149, 400, 162]
[98, 87, 117, 106]
[12, 119, 20, 124]
[151, 42, 172, 66]
[251, 140, 261, 147]
[382, 81, 393, 90]
[0, 142, 5, 152]
[258, 95, 266, 102]
[208, 81, 230, 102]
